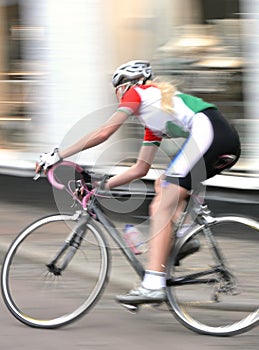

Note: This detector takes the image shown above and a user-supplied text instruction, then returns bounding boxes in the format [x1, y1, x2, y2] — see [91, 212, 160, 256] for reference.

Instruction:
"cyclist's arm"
[59, 110, 129, 159]
[106, 144, 158, 189]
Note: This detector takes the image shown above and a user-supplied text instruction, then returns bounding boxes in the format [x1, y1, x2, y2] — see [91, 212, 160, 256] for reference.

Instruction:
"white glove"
[39, 148, 62, 170]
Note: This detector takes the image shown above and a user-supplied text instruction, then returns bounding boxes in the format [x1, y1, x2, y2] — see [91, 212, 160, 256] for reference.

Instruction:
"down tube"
[93, 205, 145, 279]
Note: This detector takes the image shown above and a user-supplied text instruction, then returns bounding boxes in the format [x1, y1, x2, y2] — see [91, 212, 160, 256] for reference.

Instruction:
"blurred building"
[0, 0, 258, 175]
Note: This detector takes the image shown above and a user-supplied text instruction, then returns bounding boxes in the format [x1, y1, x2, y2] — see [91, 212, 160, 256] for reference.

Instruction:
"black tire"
[166, 215, 259, 336]
[1, 214, 109, 328]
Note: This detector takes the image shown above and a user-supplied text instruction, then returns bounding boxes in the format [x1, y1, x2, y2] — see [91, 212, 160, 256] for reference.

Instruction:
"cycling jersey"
[117, 84, 240, 190]
[118, 84, 216, 146]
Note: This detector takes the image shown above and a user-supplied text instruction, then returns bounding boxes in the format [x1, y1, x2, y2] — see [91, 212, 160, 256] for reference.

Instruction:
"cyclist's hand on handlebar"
[35, 148, 62, 178]
[74, 174, 106, 201]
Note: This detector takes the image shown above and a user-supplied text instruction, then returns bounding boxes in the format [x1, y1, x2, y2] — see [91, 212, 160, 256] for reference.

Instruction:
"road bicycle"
[1, 160, 259, 336]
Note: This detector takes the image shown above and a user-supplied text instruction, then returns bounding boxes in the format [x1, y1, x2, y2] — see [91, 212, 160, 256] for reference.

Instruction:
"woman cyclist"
[36, 60, 241, 305]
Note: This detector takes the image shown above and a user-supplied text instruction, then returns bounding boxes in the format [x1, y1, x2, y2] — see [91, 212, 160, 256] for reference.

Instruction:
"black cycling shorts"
[165, 108, 241, 191]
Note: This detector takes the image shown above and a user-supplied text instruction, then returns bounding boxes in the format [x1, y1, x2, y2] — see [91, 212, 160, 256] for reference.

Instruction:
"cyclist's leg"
[116, 110, 234, 305]
[146, 182, 188, 272]
[116, 117, 212, 304]
[143, 111, 216, 276]
[116, 183, 188, 305]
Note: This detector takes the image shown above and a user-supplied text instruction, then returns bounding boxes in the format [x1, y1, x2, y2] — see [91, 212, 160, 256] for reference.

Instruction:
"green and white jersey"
[175, 92, 216, 115]
[118, 85, 216, 146]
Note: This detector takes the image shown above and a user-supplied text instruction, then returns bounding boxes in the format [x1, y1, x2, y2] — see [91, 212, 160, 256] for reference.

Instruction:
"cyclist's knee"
[149, 184, 186, 217]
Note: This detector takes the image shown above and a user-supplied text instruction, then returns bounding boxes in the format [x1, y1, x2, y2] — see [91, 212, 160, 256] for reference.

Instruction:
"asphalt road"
[0, 174, 259, 349]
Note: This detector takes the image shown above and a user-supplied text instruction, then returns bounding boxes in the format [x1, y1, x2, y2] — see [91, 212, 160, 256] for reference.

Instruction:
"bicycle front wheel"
[1, 213, 109, 329]
[166, 215, 259, 336]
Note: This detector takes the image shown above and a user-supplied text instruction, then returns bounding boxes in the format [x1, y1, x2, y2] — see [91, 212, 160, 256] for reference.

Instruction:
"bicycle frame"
[45, 161, 232, 290]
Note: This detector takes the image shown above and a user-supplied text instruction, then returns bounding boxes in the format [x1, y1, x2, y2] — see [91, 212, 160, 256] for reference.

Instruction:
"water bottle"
[123, 224, 145, 255]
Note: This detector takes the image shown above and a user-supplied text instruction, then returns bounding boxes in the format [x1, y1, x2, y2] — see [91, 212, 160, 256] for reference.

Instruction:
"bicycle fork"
[46, 213, 88, 276]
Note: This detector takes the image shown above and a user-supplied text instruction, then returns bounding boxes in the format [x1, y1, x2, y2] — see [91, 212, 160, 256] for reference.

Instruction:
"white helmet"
[112, 60, 152, 88]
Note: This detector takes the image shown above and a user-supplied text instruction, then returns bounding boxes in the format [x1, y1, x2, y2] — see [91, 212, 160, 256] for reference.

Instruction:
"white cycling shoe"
[116, 284, 166, 305]
[116, 239, 200, 305]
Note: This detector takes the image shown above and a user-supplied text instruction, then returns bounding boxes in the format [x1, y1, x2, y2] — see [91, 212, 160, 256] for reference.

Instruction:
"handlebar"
[47, 161, 84, 190]
[34, 160, 109, 210]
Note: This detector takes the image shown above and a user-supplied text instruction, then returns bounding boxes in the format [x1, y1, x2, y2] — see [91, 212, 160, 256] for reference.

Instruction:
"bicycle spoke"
[1, 214, 109, 328]
[166, 217, 259, 336]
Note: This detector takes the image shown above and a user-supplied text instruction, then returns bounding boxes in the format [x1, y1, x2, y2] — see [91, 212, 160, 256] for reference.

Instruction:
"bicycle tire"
[166, 215, 259, 336]
[1, 213, 110, 329]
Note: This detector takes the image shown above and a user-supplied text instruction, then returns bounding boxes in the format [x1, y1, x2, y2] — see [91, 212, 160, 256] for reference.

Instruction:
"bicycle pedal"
[120, 303, 139, 314]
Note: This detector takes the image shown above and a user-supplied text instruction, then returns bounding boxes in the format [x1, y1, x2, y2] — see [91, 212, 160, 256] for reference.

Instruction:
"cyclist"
[36, 60, 241, 305]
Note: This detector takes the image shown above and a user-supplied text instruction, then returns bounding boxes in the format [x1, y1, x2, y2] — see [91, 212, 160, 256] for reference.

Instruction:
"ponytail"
[146, 79, 176, 113]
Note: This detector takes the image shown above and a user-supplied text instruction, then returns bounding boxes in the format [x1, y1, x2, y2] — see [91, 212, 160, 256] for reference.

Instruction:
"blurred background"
[0, 0, 259, 185]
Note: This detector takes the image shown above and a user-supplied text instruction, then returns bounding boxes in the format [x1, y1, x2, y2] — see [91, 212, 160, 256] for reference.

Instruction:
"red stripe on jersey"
[144, 127, 162, 143]
[119, 87, 141, 115]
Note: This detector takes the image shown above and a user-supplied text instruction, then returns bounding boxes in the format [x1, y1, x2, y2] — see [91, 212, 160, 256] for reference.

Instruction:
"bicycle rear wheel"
[1, 213, 109, 328]
[166, 215, 259, 336]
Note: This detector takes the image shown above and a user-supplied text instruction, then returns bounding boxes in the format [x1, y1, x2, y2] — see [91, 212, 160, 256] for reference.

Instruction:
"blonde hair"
[146, 79, 176, 113]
